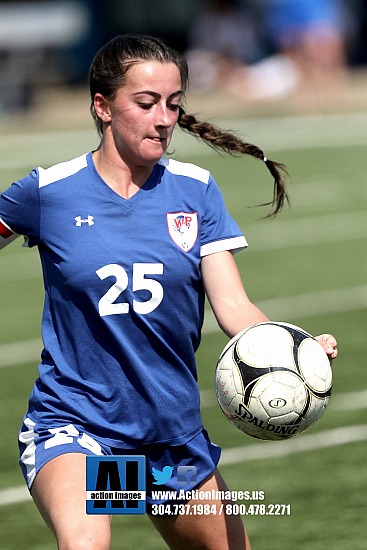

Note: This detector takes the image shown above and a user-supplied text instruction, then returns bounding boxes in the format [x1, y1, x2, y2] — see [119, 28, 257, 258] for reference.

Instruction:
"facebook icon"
[177, 465, 197, 486]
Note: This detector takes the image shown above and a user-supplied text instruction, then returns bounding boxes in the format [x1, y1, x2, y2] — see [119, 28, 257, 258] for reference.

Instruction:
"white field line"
[241, 210, 367, 251]
[1, 423, 366, 507]
[0, 284, 366, 369]
[1, 336, 366, 412]
[327, 389, 367, 411]
[0, 486, 31, 506]
[0, 338, 42, 368]
[219, 424, 367, 466]
[2, 208, 366, 284]
[200, 388, 367, 412]
[2, 112, 367, 175]
[202, 284, 367, 335]
[172, 112, 367, 156]
[0, 129, 96, 173]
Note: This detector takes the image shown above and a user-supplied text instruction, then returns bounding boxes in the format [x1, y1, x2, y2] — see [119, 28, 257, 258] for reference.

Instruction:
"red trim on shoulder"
[0, 220, 14, 238]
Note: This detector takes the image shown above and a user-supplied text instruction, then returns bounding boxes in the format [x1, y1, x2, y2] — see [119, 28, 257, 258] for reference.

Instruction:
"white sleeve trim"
[200, 236, 248, 257]
[38, 154, 88, 188]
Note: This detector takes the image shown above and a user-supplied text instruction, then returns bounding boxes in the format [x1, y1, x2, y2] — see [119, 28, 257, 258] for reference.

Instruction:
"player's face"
[107, 61, 182, 167]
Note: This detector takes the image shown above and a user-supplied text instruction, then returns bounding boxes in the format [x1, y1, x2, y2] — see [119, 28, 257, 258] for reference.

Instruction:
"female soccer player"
[0, 35, 337, 549]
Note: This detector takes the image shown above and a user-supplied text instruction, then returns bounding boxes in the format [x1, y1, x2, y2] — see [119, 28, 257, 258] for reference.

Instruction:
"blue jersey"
[0, 152, 247, 447]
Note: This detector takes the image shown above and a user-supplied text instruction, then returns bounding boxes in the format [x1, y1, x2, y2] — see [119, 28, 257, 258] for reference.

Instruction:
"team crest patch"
[167, 212, 198, 252]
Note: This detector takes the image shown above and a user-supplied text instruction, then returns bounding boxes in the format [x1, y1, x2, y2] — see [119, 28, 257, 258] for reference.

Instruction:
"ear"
[93, 93, 112, 124]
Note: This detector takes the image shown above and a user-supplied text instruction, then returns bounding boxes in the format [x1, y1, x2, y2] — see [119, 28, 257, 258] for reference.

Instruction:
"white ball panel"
[303, 393, 330, 423]
[216, 345, 236, 370]
[255, 372, 308, 417]
[216, 356, 244, 395]
[298, 338, 332, 392]
[237, 324, 297, 371]
[215, 366, 237, 407]
[218, 329, 247, 361]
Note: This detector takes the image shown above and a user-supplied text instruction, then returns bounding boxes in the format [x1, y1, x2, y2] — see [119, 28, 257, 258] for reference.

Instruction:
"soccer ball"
[214, 322, 332, 440]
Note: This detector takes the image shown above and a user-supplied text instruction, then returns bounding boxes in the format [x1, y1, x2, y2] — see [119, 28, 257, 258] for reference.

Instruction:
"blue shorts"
[18, 415, 221, 512]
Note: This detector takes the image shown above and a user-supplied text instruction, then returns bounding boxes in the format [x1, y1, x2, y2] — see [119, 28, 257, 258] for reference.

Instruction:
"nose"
[156, 103, 171, 127]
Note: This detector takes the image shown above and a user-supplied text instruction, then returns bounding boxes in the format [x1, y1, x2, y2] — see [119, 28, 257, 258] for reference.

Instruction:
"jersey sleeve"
[200, 174, 248, 257]
[0, 169, 41, 249]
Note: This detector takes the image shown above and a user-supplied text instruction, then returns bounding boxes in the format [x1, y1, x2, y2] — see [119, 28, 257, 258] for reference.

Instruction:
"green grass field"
[0, 108, 366, 549]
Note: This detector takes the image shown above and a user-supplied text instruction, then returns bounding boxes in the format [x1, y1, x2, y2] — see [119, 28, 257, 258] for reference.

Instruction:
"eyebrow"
[132, 90, 183, 99]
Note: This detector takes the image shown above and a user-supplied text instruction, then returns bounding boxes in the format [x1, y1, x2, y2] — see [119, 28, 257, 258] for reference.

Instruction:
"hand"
[315, 333, 338, 360]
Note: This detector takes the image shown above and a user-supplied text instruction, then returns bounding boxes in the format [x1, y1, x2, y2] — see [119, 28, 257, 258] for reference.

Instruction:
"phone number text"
[151, 503, 291, 516]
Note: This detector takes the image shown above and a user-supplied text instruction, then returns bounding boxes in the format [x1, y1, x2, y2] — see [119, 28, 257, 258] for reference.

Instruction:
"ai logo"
[75, 215, 94, 226]
[86, 456, 146, 515]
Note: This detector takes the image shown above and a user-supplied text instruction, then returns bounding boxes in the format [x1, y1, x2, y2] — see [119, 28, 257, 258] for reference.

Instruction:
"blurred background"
[0, 0, 367, 117]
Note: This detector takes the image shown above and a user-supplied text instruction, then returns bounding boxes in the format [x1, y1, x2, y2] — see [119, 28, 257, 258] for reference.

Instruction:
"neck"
[92, 147, 154, 199]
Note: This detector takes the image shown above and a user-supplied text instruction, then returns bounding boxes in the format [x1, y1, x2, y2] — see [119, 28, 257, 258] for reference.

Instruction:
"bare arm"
[201, 250, 268, 338]
[201, 250, 338, 359]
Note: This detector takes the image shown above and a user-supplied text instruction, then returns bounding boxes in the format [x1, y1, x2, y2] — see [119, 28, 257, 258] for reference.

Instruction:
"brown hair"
[89, 34, 288, 216]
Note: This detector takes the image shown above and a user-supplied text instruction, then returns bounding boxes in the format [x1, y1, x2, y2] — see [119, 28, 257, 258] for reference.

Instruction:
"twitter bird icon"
[152, 466, 174, 485]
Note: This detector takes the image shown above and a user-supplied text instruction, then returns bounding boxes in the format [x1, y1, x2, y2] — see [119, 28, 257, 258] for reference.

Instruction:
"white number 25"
[96, 263, 164, 316]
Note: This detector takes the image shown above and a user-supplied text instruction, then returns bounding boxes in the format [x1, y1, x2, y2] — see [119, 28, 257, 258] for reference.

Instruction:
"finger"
[315, 334, 338, 357]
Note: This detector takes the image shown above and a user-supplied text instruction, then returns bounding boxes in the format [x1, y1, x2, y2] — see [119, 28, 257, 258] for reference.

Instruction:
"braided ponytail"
[178, 107, 289, 217]
[89, 34, 288, 216]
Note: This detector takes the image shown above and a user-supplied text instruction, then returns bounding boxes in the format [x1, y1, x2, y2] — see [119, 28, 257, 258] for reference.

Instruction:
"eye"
[138, 103, 154, 110]
[168, 103, 180, 112]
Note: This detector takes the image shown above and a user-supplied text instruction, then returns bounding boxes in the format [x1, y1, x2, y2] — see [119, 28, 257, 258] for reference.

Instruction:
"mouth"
[146, 136, 166, 145]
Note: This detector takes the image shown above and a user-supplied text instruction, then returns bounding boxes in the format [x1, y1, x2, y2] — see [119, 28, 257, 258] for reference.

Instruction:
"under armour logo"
[75, 215, 94, 227]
